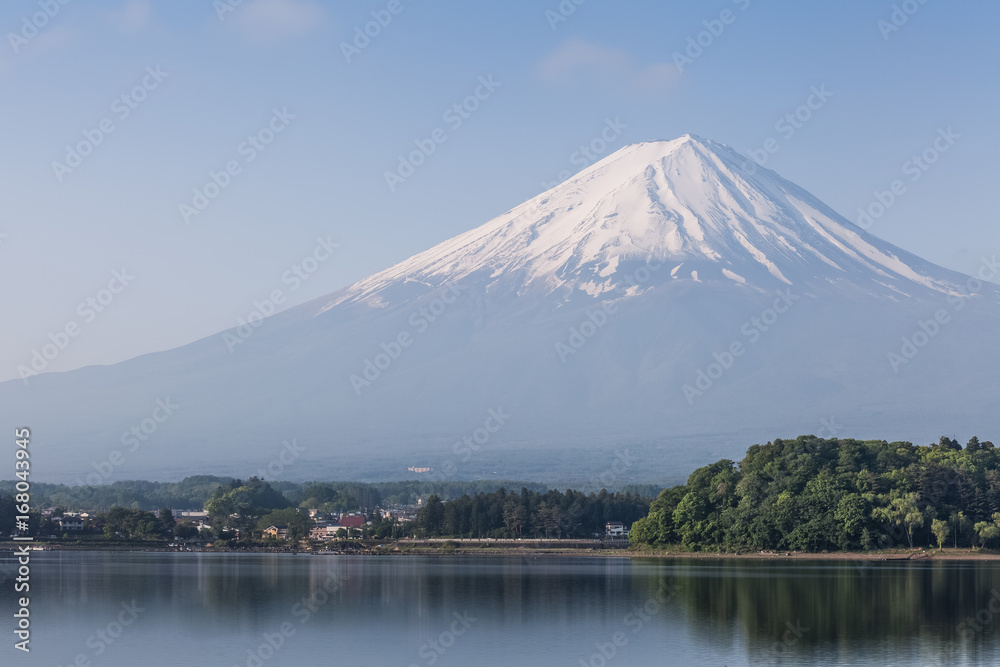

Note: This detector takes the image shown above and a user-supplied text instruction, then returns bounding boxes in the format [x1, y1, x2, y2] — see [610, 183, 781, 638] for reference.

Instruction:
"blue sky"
[1, 0, 996, 381]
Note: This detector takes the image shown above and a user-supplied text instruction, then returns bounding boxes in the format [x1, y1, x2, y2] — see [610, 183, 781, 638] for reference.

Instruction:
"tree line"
[0, 476, 552, 512]
[630, 435, 1000, 552]
[3, 480, 652, 544]
[405, 487, 651, 539]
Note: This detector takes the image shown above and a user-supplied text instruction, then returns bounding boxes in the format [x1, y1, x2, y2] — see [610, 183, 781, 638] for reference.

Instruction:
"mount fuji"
[7, 135, 999, 484]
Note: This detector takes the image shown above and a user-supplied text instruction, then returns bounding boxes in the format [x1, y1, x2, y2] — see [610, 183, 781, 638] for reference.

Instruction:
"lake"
[3, 552, 1000, 665]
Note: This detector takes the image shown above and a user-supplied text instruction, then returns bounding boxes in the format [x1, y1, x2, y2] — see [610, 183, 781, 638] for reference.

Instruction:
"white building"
[56, 516, 84, 531]
[605, 522, 628, 538]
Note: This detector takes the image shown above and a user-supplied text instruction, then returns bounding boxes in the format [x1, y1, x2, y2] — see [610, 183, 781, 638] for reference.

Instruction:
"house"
[55, 516, 84, 531]
[263, 525, 290, 540]
[338, 514, 367, 529]
[309, 524, 344, 541]
[380, 508, 416, 522]
[605, 522, 629, 538]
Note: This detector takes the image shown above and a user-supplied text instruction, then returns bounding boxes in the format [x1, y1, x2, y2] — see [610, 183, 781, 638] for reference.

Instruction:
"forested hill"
[630, 435, 1000, 552]
[0, 477, 552, 512]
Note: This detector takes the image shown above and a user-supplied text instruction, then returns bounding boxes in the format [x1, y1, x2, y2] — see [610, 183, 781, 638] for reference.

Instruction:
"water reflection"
[3, 552, 998, 666]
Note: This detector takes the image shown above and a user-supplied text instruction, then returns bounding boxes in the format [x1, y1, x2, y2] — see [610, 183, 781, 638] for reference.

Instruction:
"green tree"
[256, 508, 309, 540]
[535, 503, 564, 538]
[629, 516, 655, 546]
[871, 491, 923, 549]
[173, 521, 199, 540]
[502, 497, 526, 537]
[101, 507, 163, 540]
[158, 508, 176, 533]
[672, 492, 710, 550]
[931, 518, 948, 550]
[633, 485, 687, 546]
[936, 436, 961, 451]
[950, 511, 970, 548]
[204, 477, 291, 536]
[628, 435, 1000, 553]
[834, 493, 869, 551]
[974, 521, 999, 550]
[418, 495, 445, 536]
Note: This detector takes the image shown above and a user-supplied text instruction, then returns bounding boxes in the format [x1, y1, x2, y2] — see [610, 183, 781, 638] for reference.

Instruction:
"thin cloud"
[2, 23, 76, 71]
[110, 0, 153, 36]
[537, 39, 678, 93]
[233, 0, 327, 45]
[21, 25, 77, 56]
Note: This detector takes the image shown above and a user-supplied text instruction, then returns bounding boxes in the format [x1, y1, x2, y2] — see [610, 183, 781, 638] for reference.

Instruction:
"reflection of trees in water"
[46, 553, 342, 631]
[171, 556, 646, 630]
[630, 559, 1000, 662]
[406, 557, 640, 628]
[43, 553, 1000, 663]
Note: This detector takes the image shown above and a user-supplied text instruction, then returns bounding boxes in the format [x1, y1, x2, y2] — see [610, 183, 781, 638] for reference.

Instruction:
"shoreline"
[5, 542, 999, 561]
[393, 546, 1000, 561]
[629, 548, 1000, 561]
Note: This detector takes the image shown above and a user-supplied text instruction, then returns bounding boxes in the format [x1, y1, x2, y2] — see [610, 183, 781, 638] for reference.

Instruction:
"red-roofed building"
[338, 514, 366, 529]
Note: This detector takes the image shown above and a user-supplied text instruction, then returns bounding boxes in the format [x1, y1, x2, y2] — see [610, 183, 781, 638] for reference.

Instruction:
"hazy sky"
[1, 0, 996, 382]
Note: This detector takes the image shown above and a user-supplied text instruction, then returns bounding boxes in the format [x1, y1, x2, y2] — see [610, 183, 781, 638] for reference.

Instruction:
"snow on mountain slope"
[3, 135, 998, 484]
[319, 135, 966, 315]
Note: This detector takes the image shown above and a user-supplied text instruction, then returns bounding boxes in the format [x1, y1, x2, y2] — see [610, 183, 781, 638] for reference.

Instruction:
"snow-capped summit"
[325, 135, 961, 315]
[4, 136, 998, 483]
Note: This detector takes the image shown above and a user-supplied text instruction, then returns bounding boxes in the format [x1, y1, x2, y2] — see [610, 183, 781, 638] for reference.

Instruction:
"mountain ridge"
[310, 135, 976, 324]
[5, 135, 998, 484]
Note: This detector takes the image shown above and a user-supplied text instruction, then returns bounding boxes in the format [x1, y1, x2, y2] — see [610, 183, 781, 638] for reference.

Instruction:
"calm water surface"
[3, 551, 1000, 666]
